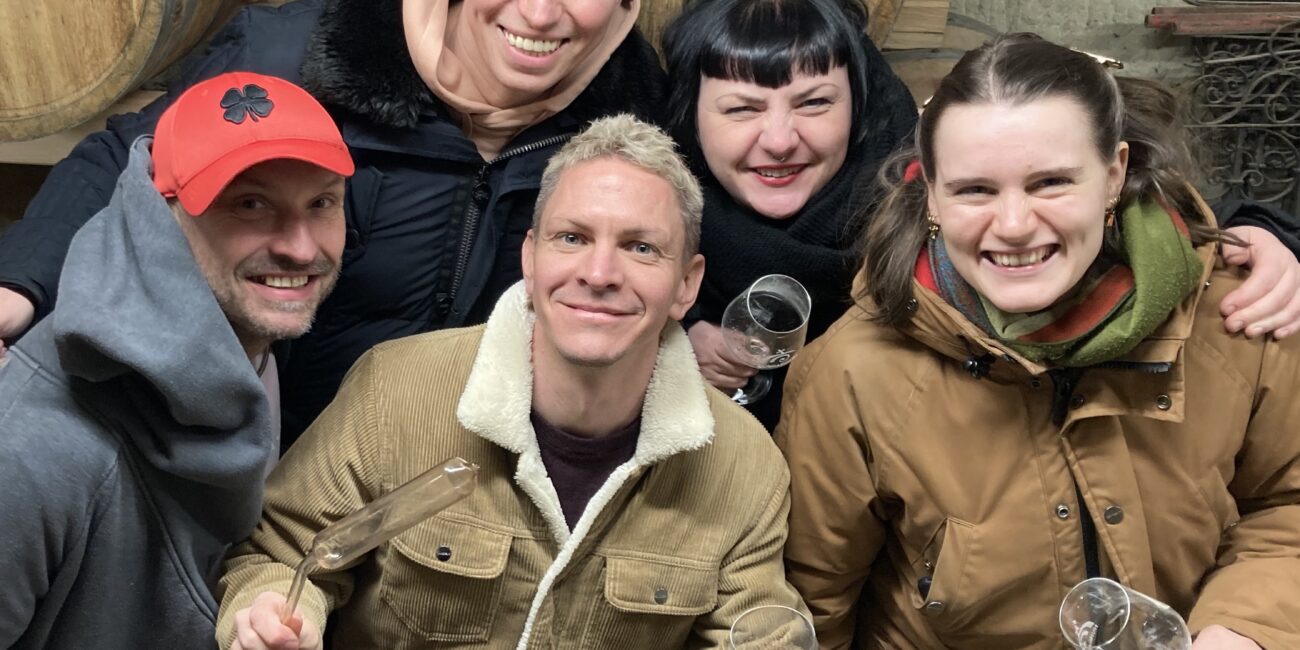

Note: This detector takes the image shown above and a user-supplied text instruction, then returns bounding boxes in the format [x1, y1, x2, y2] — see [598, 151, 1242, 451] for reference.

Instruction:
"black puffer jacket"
[0, 0, 666, 445]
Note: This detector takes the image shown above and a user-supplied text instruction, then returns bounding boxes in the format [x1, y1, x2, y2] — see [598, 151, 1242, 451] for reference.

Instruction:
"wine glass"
[720, 274, 812, 405]
[1059, 577, 1192, 649]
[729, 605, 818, 649]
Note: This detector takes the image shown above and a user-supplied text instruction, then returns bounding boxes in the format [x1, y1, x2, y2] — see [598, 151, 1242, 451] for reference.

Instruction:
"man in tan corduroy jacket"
[215, 115, 806, 649]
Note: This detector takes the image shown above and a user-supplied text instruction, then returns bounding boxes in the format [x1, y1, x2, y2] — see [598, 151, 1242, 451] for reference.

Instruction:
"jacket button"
[924, 600, 946, 615]
[1055, 504, 1071, 519]
[1155, 394, 1172, 410]
[436, 545, 452, 561]
[654, 587, 669, 604]
[1069, 394, 1085, 409]
[1030, 378, 1042, 389]
[917, 576, 933, 599]
[1104, 506, 1125, 525]
[906, 298, 919, 312]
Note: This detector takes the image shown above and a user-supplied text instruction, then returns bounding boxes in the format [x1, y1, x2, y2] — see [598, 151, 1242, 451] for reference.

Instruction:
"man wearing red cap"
[0, 71, 352, 649]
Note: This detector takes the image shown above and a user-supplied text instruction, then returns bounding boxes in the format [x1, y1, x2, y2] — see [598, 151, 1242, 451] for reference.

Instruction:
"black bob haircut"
[662, 0, 873, 171]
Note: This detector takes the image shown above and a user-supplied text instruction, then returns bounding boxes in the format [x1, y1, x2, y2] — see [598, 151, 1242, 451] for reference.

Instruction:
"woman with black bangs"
[662, 0, 918, 430]
[664, 0, 1300, 433]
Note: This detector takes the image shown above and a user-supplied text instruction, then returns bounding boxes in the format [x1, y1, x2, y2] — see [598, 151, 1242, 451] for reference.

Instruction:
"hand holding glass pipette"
[280, 456, 480, 623]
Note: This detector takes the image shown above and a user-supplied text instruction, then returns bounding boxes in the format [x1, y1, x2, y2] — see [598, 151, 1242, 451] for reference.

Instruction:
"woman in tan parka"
[777, 33, 1300, 649]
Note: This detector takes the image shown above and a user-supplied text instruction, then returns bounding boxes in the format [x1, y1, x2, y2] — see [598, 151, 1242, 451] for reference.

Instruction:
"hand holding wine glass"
[720, 274, 812, 404]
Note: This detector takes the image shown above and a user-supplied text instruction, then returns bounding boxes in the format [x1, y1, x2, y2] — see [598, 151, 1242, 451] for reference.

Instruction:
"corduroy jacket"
[778, 219, 1300, 648]
[217, 283, 805, 648]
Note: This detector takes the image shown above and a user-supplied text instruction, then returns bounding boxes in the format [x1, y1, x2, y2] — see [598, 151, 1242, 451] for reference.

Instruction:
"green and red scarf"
[916, 199, 1204, 367]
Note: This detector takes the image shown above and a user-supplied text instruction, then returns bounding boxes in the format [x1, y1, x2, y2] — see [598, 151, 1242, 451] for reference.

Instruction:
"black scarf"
[692, 146, 874, 340]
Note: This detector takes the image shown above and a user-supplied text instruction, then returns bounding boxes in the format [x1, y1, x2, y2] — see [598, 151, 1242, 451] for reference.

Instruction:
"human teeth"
[505, 30, 561, 54]
[260, 276, 308, 288]
[756, 168, 797, 178]
[991, 248, 1050, 267]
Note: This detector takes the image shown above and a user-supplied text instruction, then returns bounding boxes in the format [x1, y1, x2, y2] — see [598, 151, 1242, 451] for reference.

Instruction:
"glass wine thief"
[280, 456, 480, 623]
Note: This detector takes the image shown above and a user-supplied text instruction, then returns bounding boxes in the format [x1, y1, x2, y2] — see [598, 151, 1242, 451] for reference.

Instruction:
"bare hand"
[688, 321, 757, 391]
[0, 287, 36, 355]
[230, 591, 322, 650]
[1191, 625, 1261, 649]
[1219, 226, 1300, 339]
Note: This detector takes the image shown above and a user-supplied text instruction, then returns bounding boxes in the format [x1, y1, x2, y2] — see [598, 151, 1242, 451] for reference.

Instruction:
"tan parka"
[777, 237, 1300, 649]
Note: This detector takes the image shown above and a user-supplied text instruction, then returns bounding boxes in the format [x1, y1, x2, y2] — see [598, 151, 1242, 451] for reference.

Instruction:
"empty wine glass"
[720, 274, 812, 404]
[1060, 577, 1192, 649]
[729, 605, 818, 649]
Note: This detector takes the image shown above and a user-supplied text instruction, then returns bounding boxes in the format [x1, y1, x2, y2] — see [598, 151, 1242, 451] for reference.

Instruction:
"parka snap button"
[435, 545, 452, 561]
[1104, 506, 1125, 525]
[1155, 394, 1172, 410]
[654, 587, 669, 604]
[1030, 378, 1042, 389]
[924, 600, 946, 615]
[1055, 504, 1071, 519]
[906, 298, 919, 312]
[1069, 394, 1085, 409]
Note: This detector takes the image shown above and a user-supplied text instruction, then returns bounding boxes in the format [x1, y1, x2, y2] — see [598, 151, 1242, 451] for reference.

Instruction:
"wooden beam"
[1146, 9, 1300, 35]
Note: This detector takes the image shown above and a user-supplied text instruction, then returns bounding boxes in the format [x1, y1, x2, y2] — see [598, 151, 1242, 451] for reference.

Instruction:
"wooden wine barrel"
[0, 0, 240, 142]
[637, 0, 901, 54]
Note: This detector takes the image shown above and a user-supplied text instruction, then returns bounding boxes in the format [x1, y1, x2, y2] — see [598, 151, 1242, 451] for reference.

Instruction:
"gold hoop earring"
[1104, 197, 1119, 228]
[927, 212, 940, 240]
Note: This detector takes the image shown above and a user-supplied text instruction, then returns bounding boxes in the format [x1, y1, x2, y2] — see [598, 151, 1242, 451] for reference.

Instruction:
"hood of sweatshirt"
[49, 136, 273, 548]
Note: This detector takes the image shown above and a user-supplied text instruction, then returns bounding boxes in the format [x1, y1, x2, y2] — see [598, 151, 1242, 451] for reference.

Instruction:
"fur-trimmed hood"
[299, 0, 667, 130]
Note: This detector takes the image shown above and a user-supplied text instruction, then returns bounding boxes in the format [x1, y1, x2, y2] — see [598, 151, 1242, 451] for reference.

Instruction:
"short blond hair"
[534, 114, 703, 256]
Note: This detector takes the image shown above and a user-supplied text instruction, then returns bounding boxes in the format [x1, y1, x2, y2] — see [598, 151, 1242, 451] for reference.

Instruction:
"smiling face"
[177, 158, 346, 355]
[522, 156, 704, 372]
[455, 0, 626, 108]
[695, 66, 852, 220]
[927, 97, 1128, 313]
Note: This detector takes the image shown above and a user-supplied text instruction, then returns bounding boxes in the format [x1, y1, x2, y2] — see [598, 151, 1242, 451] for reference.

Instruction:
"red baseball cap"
[152, 71, 355, 215]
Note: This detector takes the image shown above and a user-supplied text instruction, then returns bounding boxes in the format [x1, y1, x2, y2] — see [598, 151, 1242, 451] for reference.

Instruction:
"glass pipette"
[280, 456, 480, 622]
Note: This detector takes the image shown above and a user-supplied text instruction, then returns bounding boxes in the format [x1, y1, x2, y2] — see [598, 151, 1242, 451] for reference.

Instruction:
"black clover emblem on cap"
[221, 84, 274, 124]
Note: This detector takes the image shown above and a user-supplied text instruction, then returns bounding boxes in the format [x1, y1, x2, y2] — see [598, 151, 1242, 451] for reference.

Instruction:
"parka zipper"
[1048, 368, 1103, 579]
[1048, 361, 1173, 580]
[442, 134, 574, 322]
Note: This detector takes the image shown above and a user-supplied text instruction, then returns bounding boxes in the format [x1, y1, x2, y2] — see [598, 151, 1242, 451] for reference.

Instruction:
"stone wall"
[949, 0, 1197, 82]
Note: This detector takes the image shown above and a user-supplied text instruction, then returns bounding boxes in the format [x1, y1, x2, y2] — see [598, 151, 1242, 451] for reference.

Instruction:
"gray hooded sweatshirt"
[0, 138, 274, 648]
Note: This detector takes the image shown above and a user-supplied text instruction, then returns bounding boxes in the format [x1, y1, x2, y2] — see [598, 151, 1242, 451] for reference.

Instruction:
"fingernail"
[1228, 320, 1244, 332]
[1247, 326, 1263, 337]
[1223, 304, 1237, 314]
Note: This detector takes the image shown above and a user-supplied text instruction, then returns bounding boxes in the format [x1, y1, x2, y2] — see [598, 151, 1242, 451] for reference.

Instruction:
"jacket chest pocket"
[379, 519, 512, 643]
[580, 555, 719, 649]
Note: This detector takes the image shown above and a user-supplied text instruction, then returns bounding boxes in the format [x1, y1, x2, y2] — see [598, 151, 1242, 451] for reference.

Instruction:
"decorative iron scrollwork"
[1187, 19, 1300, 213]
